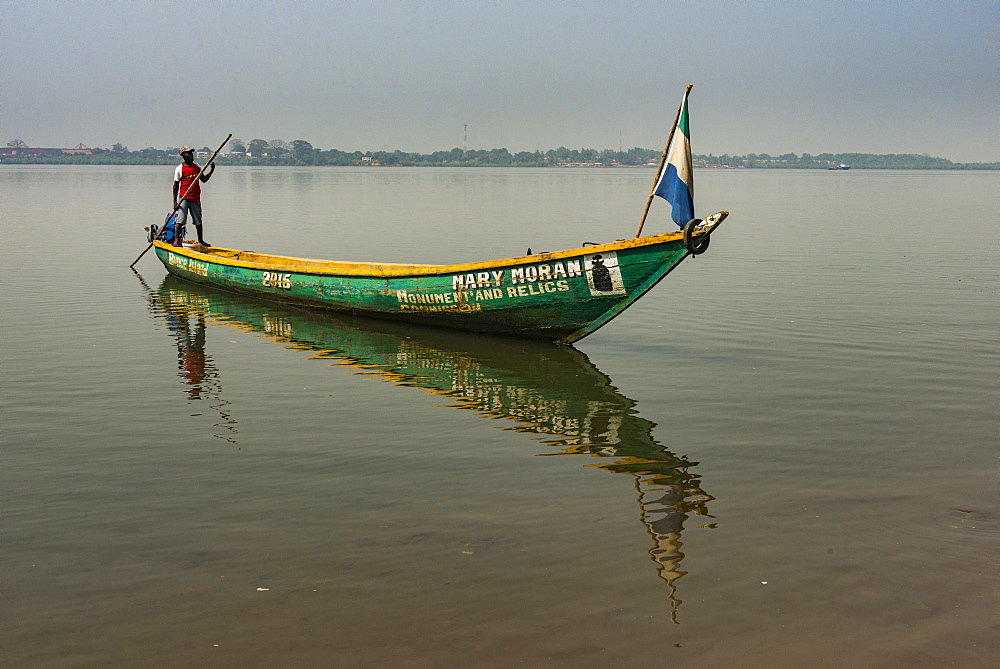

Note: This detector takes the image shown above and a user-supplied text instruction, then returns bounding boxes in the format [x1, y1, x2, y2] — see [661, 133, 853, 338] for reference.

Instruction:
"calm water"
[3, 165, 998, 666]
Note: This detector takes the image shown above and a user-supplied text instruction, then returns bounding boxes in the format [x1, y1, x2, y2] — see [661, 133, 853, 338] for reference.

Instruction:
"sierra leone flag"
[653, 88, 694, 227]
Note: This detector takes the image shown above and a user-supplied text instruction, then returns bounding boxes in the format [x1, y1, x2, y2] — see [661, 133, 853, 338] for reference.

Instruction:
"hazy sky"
[3, 1, 998, 162]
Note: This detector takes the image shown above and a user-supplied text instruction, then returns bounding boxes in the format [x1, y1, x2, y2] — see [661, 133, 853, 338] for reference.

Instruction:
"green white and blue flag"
[653, 88, 694, 227]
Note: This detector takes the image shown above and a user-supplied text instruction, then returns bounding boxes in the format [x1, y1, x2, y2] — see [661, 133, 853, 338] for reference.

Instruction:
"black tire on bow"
[683, 218, 710, 255]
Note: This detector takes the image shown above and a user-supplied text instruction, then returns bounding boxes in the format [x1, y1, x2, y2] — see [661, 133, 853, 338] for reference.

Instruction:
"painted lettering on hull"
[396, 290, 481, 312]
[473, 288, 504, 301]
[167, 253, 209, 276]
[452, 270, 504, 290]
[505, 280, 570, 298]
[396, 290, 459, 305]
[400, 252, 628, 313]
[451, 260, 585, 290]
[262, 272, 293, 289]
[509, 260, 583, 285]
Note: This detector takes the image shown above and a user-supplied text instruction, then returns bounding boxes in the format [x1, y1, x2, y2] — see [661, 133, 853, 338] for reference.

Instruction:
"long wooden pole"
[129, 133, 232, 268]
[635, 84, 691, 238]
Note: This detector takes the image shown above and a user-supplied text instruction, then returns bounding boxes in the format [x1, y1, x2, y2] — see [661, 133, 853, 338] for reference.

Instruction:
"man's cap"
[179, 146, 194, 154]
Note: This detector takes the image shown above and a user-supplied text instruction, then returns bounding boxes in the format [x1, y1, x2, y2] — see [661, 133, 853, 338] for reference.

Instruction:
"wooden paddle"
[129, 133, 232, 268]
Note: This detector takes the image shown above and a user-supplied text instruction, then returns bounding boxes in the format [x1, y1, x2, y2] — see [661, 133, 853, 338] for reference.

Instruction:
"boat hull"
[153, 212, 726, 343]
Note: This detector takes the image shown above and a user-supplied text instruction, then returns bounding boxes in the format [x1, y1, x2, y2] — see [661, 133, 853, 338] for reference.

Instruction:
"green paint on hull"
[153, 212, 726, 343]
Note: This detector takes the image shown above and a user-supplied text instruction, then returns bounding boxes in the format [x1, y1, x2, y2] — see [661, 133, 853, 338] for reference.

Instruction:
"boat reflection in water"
[143, 273, 714, 622]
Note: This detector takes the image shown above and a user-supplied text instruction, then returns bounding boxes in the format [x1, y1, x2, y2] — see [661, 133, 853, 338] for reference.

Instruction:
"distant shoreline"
[2, 147, 996, 170]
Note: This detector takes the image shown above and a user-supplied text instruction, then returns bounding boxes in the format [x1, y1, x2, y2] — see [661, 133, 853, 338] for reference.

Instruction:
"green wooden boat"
[153, 210, 728, 343]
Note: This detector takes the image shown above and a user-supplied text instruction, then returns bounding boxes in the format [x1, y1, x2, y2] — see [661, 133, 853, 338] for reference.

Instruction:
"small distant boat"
[828, 163, 851, 170]
[150, 86, 730, 343]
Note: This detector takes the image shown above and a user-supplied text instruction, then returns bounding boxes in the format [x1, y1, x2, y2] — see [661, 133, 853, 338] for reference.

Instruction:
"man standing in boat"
[172, 146, 216, 247]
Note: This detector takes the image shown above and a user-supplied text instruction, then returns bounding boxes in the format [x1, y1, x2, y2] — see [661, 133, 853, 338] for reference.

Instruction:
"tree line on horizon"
[4, 137, 996, 169]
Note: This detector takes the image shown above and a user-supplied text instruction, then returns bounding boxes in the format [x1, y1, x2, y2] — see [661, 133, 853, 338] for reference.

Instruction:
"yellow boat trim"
[157, 211, 727, 278]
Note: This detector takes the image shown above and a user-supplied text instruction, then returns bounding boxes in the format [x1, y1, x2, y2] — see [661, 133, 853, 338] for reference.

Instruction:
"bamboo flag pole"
[635, 84, 691, 238]
[129, 133, 232, 268]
